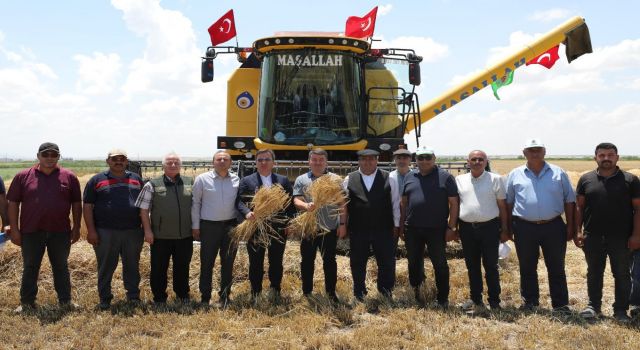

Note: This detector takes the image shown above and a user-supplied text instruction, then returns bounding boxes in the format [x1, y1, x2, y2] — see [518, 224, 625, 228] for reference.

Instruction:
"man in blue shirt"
[506, 139, 575, 312]
[84, 149, 144, 310]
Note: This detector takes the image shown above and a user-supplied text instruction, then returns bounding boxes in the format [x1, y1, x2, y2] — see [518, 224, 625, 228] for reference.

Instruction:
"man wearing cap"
[135, 152, 194, 305]
[399, 145, 458, 307]
[574, 142, 640, 322]
[191, 150, 240, 307]
[343, 149, 400, 301]
[389, 149, 414, 194]
[6, 142, 82, 311]
[455, 150, 509, 311]
[83, 149, 144, 310]
[506, 138, 575, 312]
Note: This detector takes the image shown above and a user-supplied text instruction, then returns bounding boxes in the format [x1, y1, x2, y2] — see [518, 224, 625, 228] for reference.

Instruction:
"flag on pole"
[208, 9, 237, 46]
[345, 6, 378, 39]
[526, 45, 560, 69]
[564, 22, 593, 63]
[491, 71, 515, 100]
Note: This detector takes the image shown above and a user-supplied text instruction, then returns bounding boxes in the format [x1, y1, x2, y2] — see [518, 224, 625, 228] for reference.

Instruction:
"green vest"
[149, 175, 193, 239]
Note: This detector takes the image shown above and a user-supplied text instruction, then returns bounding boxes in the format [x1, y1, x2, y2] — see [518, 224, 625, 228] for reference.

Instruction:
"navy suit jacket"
[236, 172, 295, 223]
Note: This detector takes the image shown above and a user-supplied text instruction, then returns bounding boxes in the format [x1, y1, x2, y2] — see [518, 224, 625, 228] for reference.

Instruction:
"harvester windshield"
[258, 49, 363, 146]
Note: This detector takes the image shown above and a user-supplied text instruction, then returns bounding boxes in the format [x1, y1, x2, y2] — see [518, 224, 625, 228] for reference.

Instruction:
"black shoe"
[489, 302, 502, 310]
[552, 305, 572, 315]
[97, 301, 111, 311]
[250, 292, 260, 306]
[436, 301, 449, 310]
[613, 310, 631, 323]
[327, 292, 339, 304]
[269, 289, 282, 304]
[519, 303, 538, 312]
[413, 287, 426, 305]
[14, 303, 36, 314]
[630, 305, 640, 318]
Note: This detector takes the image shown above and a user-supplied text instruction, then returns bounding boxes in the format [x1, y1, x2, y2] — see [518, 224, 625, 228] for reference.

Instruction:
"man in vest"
[399, 145, 459, 308]
[343, 149, 400, 302]
[135, 152, 193, 305]
[84, 148, 144, 310]
[237, 149, 295, 304]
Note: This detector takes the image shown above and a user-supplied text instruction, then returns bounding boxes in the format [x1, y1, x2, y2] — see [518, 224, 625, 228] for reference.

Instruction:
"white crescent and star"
[360, 17, 372, 31]
[219, 18, 232, 33]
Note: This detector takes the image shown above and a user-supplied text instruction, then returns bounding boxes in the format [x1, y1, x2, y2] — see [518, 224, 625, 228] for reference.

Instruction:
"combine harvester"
[131, 12, 592, 178]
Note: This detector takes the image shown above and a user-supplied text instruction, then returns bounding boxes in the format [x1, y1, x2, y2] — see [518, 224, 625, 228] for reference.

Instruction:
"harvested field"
[0, 159, 639, 349]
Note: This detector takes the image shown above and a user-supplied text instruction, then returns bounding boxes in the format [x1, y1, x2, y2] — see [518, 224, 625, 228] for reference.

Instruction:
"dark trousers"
[150, 237, 193, 302]
[513, 217, 568, 308]
[247, 229, 286, 294]
[20, 231, 72, 305]
[199, 220, 238, 301]
[459, 219, 501, 306]
[631, 250, 640, 306]
[349, 229, 397, 298]
[300, 230, 338, 294]
[94, 228, 144, 303]
[405, 226, 449, 304]
[583, 233, 630, 312]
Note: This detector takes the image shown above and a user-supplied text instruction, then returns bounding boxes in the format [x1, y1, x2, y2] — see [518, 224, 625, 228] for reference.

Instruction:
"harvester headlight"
[328, 39, 334, 44]
[233, 141, 246, 149]
[264, 40, 270, 45]
[379, 143, 391, 151]
[288, 38, 294, 44]
[342, 39, 348, 45]
[275, 39, 281, 44]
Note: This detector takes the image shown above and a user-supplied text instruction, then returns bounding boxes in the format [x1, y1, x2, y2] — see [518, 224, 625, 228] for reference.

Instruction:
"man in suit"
[237, 149, 295, 304]
[343, 149, 400, 302]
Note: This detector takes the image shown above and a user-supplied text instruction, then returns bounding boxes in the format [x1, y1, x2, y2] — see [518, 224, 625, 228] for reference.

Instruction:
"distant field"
[0, 160, 107, 181]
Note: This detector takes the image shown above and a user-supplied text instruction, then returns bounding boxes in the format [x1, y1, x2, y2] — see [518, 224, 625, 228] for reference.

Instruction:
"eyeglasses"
[40, 151, 59, 158]
[256, 158, 273, 163]
[469, 157, 485, 162]
[417, 155, 433, 161]
[109, 156, 127, 162]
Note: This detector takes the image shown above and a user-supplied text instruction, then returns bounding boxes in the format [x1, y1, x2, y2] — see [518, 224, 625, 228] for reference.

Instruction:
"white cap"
[524, 138, 545, 149]
[415, 145, 435, 156]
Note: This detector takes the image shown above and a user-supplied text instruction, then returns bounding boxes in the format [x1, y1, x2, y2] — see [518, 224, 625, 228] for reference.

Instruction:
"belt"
[202, 219, 237, 225]
[515, 216, 560, 225]
[459, 217, 498, 229]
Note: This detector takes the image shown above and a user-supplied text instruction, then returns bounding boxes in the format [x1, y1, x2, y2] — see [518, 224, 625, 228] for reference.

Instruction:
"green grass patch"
[0, 160, 106, 181]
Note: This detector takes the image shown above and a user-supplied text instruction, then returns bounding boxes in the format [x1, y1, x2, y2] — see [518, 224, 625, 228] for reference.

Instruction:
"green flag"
[491, 71, 514, 100]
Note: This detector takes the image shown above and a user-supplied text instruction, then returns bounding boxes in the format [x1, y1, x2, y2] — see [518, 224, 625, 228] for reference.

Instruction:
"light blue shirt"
[506, 162, 576, 221]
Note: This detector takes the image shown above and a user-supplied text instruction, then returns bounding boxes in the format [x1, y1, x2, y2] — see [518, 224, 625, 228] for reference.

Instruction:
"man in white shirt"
[455, 150, 509, 311]
[343, 149, 400, 301]
[191, 150, 240, 307]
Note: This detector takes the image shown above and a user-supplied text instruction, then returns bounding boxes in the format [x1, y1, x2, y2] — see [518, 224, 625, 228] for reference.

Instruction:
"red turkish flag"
[526, 45, 560, 69]
[345, 6, 378, 39]
[208, 9, 237, 46]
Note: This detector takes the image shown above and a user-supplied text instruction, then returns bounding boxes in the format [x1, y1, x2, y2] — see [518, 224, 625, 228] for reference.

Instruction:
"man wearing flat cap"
[343, 149, 400, 302]
[506, 138, 575, 313]
[6, 142, 82, 312]
[83, 148, 144, 310]
[399, 145, 459, 307]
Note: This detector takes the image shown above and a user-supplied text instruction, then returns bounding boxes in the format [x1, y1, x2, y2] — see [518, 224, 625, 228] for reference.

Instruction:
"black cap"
[38, 142, 60, 153]
[392, 149, 412, 157]
[357, 149, 379, 157]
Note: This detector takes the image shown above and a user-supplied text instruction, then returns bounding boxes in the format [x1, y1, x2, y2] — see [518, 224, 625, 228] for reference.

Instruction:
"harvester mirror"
[407, 53, 422, 86]
[201, 59, 214, 83]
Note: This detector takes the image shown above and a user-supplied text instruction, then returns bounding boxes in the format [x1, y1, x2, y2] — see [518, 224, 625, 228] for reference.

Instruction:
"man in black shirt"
[575, 142, 640, 322]
[399, 146, 459, 307]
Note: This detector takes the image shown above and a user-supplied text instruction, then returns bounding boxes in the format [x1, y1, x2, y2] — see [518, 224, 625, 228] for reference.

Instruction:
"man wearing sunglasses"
[343, 149, 400, 302]
[236, 149, 295, 304]
[455, 150, 509, 312]
[506, 138, 575, 313]
[6, 142, 82, 312]
[83, 149, 144, 310]
[400, 146, 459, 308]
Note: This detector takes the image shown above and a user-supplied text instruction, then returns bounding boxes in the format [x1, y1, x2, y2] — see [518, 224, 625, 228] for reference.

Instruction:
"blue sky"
[1, 0, 639, 158]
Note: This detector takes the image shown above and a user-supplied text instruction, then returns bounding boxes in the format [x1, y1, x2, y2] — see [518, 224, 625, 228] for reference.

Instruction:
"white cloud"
[378, 4, 393, 16]
[529, 8, 571, 22]
[111, 0, 201, 100]
[382, 36, 449, 63]
[74, 52, 122, 94]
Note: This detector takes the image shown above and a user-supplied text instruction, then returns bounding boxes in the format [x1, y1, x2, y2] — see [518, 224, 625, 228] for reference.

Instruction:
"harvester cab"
[201, 32, 440, 177]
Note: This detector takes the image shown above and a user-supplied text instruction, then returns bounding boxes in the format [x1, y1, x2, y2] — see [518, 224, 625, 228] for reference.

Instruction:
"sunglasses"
[256, 158, 273, 163]
[109, 156, 127, 162]
[417, 155, 433, 161]
[469, 157, 485, 162]
[40, 151, 60, 158]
